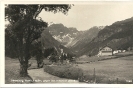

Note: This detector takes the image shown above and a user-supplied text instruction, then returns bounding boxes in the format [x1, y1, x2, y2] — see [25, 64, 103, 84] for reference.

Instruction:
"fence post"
[93, 68, 96, 83]
[116, 78, 118, 84]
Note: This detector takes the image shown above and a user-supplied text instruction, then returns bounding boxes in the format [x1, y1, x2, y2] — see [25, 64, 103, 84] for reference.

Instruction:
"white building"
[98, 47, 113, 56]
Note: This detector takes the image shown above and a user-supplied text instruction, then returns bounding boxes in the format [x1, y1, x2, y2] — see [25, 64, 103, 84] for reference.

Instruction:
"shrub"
[44, 65, 83, 80]
[43, 59, 52, 65]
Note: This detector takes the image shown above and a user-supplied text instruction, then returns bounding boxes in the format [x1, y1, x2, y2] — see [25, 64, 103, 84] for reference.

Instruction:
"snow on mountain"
[48, 23, 80, 46]
[66, 26, 104, 48]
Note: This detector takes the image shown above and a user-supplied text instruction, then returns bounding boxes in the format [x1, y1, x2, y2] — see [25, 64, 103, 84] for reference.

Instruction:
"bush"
[44, 65, 83, 80]
[43, 59, 52, 65]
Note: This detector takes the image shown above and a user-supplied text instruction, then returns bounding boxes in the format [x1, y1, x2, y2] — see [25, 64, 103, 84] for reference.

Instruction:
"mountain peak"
[48, 23, 79, 46]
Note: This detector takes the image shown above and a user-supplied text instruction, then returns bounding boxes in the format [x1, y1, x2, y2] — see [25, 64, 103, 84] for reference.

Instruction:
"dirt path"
[28, 68, 84, 84]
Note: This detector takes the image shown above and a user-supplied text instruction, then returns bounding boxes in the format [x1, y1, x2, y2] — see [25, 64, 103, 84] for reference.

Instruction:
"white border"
[1, 1, 133, 88]
[0, 1, 5, 86]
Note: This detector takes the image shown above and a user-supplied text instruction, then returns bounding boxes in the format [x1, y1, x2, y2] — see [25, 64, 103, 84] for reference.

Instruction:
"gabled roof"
[99, 46, 112, 51]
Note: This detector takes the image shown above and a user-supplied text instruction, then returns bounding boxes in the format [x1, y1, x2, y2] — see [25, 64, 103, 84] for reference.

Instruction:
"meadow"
[77, 55, 133, 83]
[5, 52, 133, 84]
[5, 57, 33, 84]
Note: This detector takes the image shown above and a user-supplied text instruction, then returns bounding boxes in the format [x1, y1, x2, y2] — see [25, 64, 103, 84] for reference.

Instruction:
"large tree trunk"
[19, 60, 28, 77]
[19, 38, 31, 76]
[19, 41, 29, 77]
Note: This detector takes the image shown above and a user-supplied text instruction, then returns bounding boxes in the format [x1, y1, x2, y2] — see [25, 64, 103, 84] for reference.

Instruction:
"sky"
[39, 2, 133, 31]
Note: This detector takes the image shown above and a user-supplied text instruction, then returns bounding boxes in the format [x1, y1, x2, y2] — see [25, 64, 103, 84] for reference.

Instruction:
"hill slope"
[75, 17, 133, 56]
[41, 29, 74, 54]
[67, 26, 104, 53]
[80, 18, 133, 55]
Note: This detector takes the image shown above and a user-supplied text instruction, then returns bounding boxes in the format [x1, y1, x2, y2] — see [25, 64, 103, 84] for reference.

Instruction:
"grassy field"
[5, 57, 33, 84]
[76, 55, 117, 64]
[5, 51, 133, 84]
[77, 55, 133, 83]
[76, 51, 133, 64]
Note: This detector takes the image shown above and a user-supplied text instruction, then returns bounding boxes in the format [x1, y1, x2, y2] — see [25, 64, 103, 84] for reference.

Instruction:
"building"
[113, 50, 119, 54]
[98, 46, 113, 56]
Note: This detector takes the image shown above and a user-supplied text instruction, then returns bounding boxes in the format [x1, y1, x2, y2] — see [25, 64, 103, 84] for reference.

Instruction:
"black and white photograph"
[2, 1, 133, 86]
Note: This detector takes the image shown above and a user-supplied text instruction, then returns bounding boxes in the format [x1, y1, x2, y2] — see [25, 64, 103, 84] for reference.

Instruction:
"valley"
[45, 17, 133, 57]
[5, 4, 133, 84]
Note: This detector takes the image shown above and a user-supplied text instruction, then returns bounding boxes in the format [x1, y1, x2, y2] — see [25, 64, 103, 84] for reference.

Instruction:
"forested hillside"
[75, 17, 133, 56]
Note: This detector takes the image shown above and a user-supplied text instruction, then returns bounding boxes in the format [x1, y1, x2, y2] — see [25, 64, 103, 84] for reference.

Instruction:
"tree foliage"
[5, 4, 72, 76]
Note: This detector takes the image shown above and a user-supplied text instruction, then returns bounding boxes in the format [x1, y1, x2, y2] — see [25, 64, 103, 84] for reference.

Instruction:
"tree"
[30, 39, 44, 68]
[5, 24, 19, 58]
[5, 4, 72, 76]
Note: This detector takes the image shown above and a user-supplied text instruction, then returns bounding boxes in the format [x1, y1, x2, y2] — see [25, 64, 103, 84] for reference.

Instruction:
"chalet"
[98, 46, 113, 56]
